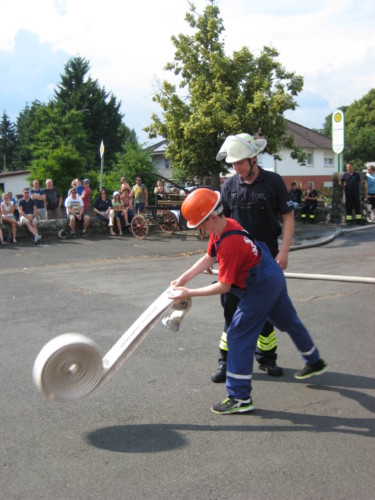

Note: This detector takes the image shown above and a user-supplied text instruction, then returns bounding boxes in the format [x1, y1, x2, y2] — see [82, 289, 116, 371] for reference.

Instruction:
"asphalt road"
[1, 226, 374, 499]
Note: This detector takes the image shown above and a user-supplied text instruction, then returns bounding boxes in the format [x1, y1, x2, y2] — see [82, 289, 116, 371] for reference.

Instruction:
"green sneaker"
[211, 396, 254, 415]
[294, 359, 329, 380]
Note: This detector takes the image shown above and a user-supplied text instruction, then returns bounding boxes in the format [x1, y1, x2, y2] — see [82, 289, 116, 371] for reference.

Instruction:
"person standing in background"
[44, 179, 62, 220]
[30, 180, 47, 220]
[339, 163, 362, 225]
[131, 177, 148, 214]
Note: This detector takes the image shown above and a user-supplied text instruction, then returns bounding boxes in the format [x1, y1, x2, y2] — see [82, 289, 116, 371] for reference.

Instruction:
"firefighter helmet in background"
[181, 188, 221, 228]
[216, 133, 267, 163]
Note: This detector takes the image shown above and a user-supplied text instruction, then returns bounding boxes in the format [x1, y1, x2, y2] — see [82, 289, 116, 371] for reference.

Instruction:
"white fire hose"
[33, 288, 191, 403]
[204, 268, 375, 284]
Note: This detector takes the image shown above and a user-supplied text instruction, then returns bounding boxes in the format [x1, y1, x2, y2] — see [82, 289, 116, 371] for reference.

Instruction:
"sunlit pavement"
[0, 226, 374, 499]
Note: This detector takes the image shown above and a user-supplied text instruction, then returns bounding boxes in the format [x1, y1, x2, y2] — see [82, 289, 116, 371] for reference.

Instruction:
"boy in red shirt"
[170, 189, 328, 414]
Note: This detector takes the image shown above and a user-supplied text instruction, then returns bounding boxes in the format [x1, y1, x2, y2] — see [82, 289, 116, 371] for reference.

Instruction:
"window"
[324, 157, 334, 167]
[306, 153, 313, 166]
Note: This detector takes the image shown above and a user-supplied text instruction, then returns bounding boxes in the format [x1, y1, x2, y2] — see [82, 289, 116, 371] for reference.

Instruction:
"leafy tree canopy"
[0, 112, 17, 171]
[344, 88, 375, 165]
[145, 1, 304, 187]
[319, 88, 375, 168]
[87, 140, 156, 205]
[54, 56, 135, 167]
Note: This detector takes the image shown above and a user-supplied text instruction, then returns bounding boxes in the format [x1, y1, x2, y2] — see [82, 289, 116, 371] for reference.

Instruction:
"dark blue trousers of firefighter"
[226, 241, 321, 400]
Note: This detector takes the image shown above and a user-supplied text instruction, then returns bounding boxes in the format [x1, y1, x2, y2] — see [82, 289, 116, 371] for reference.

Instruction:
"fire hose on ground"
[33, 224, 374, 402]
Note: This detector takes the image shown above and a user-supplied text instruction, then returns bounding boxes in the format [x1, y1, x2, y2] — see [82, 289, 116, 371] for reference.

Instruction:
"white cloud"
[1, 0, 374, 142]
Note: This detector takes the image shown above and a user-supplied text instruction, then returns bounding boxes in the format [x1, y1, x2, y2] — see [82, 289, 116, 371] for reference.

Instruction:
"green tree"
[344, 88, 375, 165]
[0, 112, 17, 171]
[26, 103, 87, 191]
[28, 145, 85, 194]
[145, 1, 304, 187]
[54, 56, 134, 168]
[86, 140, 155, 204]
[13, 101, 43, 170]
[320, 106, 348, 137]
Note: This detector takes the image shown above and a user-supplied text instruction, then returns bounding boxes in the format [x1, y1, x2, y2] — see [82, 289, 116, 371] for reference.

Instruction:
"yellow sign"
[334, 112, 342, 123]
[100, 140, 105, 159]
[332, 110, 344, 154]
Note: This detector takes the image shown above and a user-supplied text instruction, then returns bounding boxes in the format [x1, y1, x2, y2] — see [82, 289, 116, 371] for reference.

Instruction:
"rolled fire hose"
[33, 288, 192, 403]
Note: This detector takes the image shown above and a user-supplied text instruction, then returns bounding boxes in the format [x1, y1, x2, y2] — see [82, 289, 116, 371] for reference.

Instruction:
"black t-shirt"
[289, 188, 302, 204]
[341, 172, 360, 193]
[19, 198, 36, 215]
[94, 197, 112, 212]
[221, 168, 294, 256]
[45, 187, 61, 210]
[302, 190, 318, 208]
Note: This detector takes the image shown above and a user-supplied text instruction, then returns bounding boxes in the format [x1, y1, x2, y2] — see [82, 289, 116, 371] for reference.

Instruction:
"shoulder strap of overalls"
[213, 229, 250, 255]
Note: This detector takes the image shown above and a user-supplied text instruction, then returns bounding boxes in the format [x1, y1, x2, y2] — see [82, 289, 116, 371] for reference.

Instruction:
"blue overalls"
[222, 234, 320, 400]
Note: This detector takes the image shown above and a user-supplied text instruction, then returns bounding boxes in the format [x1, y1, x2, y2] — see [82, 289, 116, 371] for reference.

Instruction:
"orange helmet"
[181, 188, 221, 228]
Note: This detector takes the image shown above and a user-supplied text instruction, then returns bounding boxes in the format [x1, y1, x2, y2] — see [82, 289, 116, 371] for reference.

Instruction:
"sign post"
[99, 140, 105, 190]
[332, 110, 344, 173]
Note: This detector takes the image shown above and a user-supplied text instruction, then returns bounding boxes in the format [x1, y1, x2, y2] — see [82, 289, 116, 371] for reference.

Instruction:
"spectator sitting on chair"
[110, 191, 125, 235]
[120, 187, 134, 226]
[289, 182, 302, 209]
[18, 187, 41, 244]
[300, 183, 318, 224]
[64, 188, 90, 238]
[93, 188, 115, 236]
[8, 192, 20, 221]
[45, 179, 62, 220]
[1, 192, 18, 243]
[154, 180, 166, 203]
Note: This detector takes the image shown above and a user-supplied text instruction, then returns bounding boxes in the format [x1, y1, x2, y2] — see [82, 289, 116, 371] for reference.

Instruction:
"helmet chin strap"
[243, 157, 256, 180]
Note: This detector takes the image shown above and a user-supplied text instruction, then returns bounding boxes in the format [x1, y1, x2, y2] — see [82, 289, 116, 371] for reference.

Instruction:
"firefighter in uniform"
[339, 163, 362, 225]
[300, 182, 319, 224]
[212, 133, 295, 382]
[169, 188, 328, 414]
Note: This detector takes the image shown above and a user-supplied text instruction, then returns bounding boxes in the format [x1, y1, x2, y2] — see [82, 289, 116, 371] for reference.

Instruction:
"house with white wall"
[0, 170, 31, 199]
[147, 120, 337, 192]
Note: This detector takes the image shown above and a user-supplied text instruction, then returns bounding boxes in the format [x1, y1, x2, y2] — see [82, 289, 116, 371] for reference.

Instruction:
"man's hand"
[275, 248, 289, 270]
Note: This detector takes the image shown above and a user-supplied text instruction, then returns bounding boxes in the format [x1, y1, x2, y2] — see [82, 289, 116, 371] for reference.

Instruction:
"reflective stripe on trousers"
[226, 241, 320, 400]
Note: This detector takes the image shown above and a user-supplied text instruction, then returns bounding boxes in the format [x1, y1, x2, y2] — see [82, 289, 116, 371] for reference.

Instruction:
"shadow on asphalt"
[85, 370, 375, 453]
[86, 406, 375, 454]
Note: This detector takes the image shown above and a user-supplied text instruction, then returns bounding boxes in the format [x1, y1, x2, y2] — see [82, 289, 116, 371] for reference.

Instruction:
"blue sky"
[1, 0, 374, 145]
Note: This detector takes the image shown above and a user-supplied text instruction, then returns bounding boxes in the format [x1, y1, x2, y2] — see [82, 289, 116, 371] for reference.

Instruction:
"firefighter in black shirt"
[300, 182, 319, 224]
[211, 133, 295, 382]
[340, 163, 362, 224]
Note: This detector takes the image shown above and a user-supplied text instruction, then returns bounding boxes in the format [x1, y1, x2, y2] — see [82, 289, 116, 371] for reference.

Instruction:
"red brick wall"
[281, 175, 333, 191]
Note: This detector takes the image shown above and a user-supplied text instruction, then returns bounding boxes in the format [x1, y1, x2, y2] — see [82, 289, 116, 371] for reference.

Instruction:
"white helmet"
[216, 133, 267, 163]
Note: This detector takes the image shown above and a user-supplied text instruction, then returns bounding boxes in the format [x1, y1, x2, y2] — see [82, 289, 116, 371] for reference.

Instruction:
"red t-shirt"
[81, 187, 91, 212]
[208, 218, 261, 289]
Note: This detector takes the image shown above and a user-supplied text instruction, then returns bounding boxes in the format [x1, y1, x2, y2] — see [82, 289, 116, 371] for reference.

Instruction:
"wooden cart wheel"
[131, 215, 149, 239]
[159, 210, 178, 234]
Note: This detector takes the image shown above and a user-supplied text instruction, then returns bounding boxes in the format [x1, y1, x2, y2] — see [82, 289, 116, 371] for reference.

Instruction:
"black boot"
[259, 361, 283, 377]
[211, 350, 227, 383]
